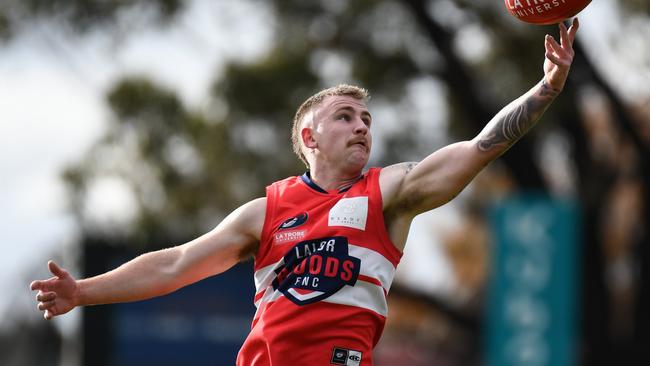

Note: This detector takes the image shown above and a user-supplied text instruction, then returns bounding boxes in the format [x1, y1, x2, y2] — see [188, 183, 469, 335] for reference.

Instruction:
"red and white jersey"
[237, 168, 402, 366]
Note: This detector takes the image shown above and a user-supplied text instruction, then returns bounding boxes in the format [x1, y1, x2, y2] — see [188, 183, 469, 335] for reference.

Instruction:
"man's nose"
[353, 119, 369, 134]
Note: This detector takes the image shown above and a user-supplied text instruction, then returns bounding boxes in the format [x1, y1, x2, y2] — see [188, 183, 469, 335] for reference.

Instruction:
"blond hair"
[291, 84, 369, 168]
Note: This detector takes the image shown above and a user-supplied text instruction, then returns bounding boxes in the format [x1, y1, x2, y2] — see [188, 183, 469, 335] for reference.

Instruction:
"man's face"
[305, 95, 372, 172]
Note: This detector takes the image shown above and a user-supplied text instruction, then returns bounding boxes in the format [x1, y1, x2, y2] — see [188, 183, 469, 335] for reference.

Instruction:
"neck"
[308, 166, 363, 192]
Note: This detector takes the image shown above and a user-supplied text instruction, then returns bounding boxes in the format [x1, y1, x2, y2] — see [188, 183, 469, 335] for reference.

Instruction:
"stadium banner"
[486, 193, 580, 366]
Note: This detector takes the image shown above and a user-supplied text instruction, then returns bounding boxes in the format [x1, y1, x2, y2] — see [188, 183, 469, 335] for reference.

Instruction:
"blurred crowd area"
[2, 0, 649, 365]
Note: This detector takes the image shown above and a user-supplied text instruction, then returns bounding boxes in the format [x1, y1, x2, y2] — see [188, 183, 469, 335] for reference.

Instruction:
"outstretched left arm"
[381, 19, 579, 222]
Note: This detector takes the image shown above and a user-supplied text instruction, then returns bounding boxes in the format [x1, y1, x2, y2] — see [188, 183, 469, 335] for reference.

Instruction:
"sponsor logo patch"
[328, 197, 368, 230]
[272, 236, 360, 306]
[274, 212, 309, 244]
[273, 230, 306, 244]
[331, 347, 362, 366]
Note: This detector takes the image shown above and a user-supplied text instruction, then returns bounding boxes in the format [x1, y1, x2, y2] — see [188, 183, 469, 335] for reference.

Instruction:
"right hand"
[543, 18, 579, 92]
[30, 261, 80, 320]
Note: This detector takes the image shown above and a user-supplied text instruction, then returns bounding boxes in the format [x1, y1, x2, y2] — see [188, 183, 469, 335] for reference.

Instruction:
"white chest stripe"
[254, 259, 283, 291]
[252, 244, 396, 317]
[323, 279, 388, 316]
[254, 279, 387, 318]
[347, 244, 396, 292]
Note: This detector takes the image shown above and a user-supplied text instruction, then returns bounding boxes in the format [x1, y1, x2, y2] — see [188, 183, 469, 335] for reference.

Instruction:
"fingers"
[36, 291, 56, 302]
[568, 18, 579, 44]
[38, 300, 55, 311]
[48, 260, 68, 278]
[545, 35, 564, 64]
[36, 291, 58, 319]
[31, 261, 71, 321]
[558, 18, 579, 47]
[545, 32, 574, 66]
[30, 278, 52, 291]
[558, 22, 570, 47]
[545, 49, 563, 66]
[30, 280, 41, 291]
[31, 260, 69, 291]
[545, 34, 562, 54]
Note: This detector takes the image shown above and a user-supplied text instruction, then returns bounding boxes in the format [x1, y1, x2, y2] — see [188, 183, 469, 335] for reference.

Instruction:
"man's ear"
[301, 127, 317, 149]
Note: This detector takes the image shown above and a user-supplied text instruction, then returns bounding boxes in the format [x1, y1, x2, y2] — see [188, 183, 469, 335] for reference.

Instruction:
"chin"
[345, 155, 368, 172]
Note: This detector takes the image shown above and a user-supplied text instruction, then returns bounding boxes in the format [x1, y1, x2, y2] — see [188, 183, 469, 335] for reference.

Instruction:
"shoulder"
[237, 197, 267, 224]
[378, 162, 419, 210]
[219, 197, 267, 260]
[379, 162, 418, 188]
[226, 197, 267, 239]
[379, 162, 418, 180]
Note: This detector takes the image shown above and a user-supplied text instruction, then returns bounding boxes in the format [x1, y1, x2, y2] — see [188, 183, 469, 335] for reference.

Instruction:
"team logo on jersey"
[328, 197, 368, 230]
[271, 236, 360, 306]
[278, 212, 309, 230]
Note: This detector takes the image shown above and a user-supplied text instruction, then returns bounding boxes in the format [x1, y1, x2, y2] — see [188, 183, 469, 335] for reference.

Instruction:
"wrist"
[541, 77, 563, 97]
[74, 279, 86, 306]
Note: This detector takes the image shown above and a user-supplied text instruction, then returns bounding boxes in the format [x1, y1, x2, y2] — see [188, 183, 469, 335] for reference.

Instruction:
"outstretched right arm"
[30, 197, 266, 320]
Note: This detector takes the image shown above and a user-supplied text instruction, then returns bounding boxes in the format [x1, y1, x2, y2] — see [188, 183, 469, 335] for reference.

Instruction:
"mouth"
[349, 140, 368, 150]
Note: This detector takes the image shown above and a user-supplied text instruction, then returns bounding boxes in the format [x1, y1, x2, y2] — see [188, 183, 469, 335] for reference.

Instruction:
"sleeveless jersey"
[237, 168, 402, 366]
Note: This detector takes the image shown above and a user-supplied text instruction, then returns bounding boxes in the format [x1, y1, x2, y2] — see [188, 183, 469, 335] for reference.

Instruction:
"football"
[504, 0, 592, 25]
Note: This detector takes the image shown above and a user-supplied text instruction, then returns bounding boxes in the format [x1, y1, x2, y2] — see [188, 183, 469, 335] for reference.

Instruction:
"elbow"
[156, 247, 187, 295]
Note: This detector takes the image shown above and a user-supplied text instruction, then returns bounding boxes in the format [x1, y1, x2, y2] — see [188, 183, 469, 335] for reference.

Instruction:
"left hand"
[30, 261, 80, 320]
[544, 18, 579, 91]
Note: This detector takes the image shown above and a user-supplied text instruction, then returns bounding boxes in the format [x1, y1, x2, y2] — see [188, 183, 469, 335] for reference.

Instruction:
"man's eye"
[338, 115, 350, 121]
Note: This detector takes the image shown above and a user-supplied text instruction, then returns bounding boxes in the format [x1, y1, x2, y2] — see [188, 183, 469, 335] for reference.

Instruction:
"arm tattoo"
[404, 162, 417, 174]
[477, 80, 560, 152]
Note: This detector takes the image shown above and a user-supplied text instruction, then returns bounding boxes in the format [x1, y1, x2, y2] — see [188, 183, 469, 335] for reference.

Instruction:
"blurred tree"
[3, 0, 649, 364]
[0, 0, 182, 38]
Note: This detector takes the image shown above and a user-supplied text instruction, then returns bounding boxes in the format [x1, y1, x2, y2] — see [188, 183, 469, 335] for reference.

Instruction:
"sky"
[0, 0, 645, 332]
